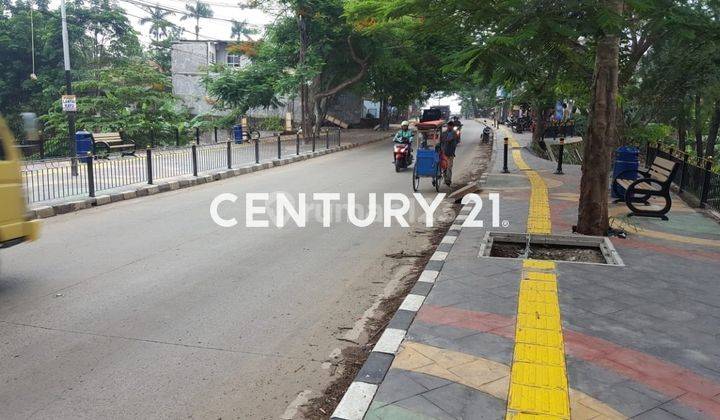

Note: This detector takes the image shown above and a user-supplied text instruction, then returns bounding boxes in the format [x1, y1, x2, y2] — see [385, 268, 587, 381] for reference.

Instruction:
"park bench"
[612, 155, 679, 220]
[92, 132, 136, 156]
[15, 140, 43, 158]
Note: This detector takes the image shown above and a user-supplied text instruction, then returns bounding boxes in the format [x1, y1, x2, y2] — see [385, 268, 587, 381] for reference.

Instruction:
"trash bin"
[233, 124, 244, 144]
[612, 146, 640, 198]
[75, 131, 93, 163]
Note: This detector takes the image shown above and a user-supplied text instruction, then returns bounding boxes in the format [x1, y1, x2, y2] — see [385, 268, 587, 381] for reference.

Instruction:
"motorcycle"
[453, 124, 462, 142]
[393, 140, 413, 172]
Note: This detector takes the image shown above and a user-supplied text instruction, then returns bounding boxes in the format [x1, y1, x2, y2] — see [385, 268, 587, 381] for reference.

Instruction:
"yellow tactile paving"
[505, 129, 570, 419]
[392, 341, 625, 419]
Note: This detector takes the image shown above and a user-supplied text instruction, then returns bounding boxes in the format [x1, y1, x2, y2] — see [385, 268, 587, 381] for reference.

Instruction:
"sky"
[48, 0, 461, 109]
[47, 0, 273, 43]
[426, 94, 463, 115]
[118, 0, 273, 42]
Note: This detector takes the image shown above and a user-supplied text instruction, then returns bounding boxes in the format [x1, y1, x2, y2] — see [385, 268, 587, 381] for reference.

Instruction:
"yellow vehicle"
[0, 116, 40, 248]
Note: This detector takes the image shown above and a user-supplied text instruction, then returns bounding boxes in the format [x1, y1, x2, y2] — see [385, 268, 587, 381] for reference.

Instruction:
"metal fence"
[17, 125, 276, 161]
[22, 130, 341, 205]
[647, 144, 719, 212]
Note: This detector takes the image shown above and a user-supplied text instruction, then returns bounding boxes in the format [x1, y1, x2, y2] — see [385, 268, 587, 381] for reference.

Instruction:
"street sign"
[61, 95, 77, 112]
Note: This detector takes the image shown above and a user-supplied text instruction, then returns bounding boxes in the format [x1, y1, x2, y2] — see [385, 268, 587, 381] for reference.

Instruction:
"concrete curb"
[27, 140, 381, 221]
[330, 133, 495, 420]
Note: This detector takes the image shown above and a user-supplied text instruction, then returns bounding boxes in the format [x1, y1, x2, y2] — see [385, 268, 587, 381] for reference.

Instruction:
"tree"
[140, 5, 174, 44]
[576, 0, 622, 235]
[181, 1, 213, 40]
[230, 20, 258, 41]
[0, 0, 141, 138]
[42, 59, 187, 148]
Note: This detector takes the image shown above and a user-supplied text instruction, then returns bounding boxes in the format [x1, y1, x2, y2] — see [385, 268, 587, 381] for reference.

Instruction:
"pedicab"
[412, 120, 448, 192]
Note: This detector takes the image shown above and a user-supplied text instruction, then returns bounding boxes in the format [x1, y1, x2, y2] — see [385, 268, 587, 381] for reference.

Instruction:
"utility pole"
[61, 0, 78, 175]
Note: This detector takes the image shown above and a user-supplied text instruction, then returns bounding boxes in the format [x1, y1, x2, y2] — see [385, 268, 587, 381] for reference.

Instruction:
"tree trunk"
[694, 93, 703, 160]
[313, 97, 327, 137]
[531, 104, 546, 145]
[677, 102, 687, 153]
[297, 12, 312, 138]
[705, 100, 720, 160]
[379, 97, 389, 130]
[470, 94, 479, 118]
[576, 0, 622, 236]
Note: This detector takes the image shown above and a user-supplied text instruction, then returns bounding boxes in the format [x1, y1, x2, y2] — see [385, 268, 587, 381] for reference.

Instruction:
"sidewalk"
[333, 125, 720, 419]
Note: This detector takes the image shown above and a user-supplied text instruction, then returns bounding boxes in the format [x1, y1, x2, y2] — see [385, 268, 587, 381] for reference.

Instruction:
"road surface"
[1, 120, 485, 419]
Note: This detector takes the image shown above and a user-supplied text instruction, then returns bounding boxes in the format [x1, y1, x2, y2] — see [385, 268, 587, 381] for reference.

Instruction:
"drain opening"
[479, 232, 624, 266]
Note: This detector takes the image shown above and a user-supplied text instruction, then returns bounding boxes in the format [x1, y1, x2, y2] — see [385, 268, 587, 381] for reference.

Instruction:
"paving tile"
[454, 332, 515, 365]
[582, 383, 664, 417]
[658, 399, 708, 420]
[421, 382, 506, 419]
[372, 369, 436, 406]
[402, 369, 454, 391]
[393, 395, 456, 420]
[406, 323, 491, 353]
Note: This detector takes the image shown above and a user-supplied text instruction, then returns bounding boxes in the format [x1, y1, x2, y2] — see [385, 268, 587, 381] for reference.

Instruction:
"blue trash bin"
[233, 124, 244, 144]
[612, 146, 640, 198]
[75, 131, 93, 163]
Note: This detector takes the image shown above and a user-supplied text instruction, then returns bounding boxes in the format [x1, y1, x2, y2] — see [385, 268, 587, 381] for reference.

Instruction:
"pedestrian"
[441, 122, 460, 186]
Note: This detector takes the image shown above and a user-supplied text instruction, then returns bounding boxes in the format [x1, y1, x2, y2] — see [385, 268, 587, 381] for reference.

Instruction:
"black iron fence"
[17, 125, 276, 161]
[22, 130, 341, 205]
[647, 144, 719, 212]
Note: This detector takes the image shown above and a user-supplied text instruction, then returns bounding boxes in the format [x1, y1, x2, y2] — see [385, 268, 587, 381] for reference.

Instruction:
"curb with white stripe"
[331, 154, 495, 419]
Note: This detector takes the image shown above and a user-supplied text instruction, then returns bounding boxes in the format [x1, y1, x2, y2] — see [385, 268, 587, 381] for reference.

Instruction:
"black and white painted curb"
[26, 139, 383, 221]
[331, 179, 491, 420]
[331, 125, 494, 420]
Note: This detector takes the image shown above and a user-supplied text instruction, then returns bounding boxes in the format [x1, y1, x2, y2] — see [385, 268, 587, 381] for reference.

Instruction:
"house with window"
[171, 40, 364, 126]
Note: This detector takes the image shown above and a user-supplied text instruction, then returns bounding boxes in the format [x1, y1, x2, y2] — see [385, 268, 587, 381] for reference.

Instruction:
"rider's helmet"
[401, 120, 409, 129]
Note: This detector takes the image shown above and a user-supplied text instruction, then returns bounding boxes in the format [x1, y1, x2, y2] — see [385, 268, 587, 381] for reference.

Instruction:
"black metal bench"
[612, 155, 679, 220]
[92, 132, 136, 156]
[15, 140, 43, 158]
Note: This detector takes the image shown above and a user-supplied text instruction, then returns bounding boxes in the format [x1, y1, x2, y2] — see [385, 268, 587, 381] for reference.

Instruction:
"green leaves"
[41, 59, 187, 147]
[202, 62, 283, 115]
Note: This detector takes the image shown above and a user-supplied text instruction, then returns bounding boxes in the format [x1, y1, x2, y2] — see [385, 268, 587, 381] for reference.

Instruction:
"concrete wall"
[171, 41, 217, 115]
[171, 41, 363, 125]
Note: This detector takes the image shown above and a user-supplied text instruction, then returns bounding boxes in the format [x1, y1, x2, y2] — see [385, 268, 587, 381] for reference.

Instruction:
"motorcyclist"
[393, 121, 414, 163]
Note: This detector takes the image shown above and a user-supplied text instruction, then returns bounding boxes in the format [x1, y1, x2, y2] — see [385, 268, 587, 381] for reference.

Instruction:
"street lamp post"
[60, 0, 78, 175]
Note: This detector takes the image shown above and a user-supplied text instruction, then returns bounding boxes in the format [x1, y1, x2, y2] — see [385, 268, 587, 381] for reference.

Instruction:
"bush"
[626, 123, 673, 148]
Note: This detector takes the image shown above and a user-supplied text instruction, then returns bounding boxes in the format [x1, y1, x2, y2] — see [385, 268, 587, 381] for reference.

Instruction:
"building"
[171, 40, 365, 126]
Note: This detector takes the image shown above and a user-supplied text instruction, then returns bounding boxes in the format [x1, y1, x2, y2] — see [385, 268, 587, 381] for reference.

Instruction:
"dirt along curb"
[303, 125, 496, 420]
[26, 136, 389, 221]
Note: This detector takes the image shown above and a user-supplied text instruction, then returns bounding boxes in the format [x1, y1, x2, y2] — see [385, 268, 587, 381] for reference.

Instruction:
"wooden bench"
[92, 132, 136, 156]
[15, 140, 43, 158]
[612, 155, 679, 220]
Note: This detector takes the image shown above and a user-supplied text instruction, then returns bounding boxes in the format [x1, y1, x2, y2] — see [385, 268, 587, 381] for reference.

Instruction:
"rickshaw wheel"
[412, 166, 420, 192]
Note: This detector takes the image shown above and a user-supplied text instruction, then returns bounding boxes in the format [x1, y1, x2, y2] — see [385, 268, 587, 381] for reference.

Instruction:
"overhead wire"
[118, 0, 260, 25]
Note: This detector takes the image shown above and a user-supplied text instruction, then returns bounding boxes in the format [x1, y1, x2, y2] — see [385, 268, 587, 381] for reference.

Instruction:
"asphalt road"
[1, 120, 485, 419]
